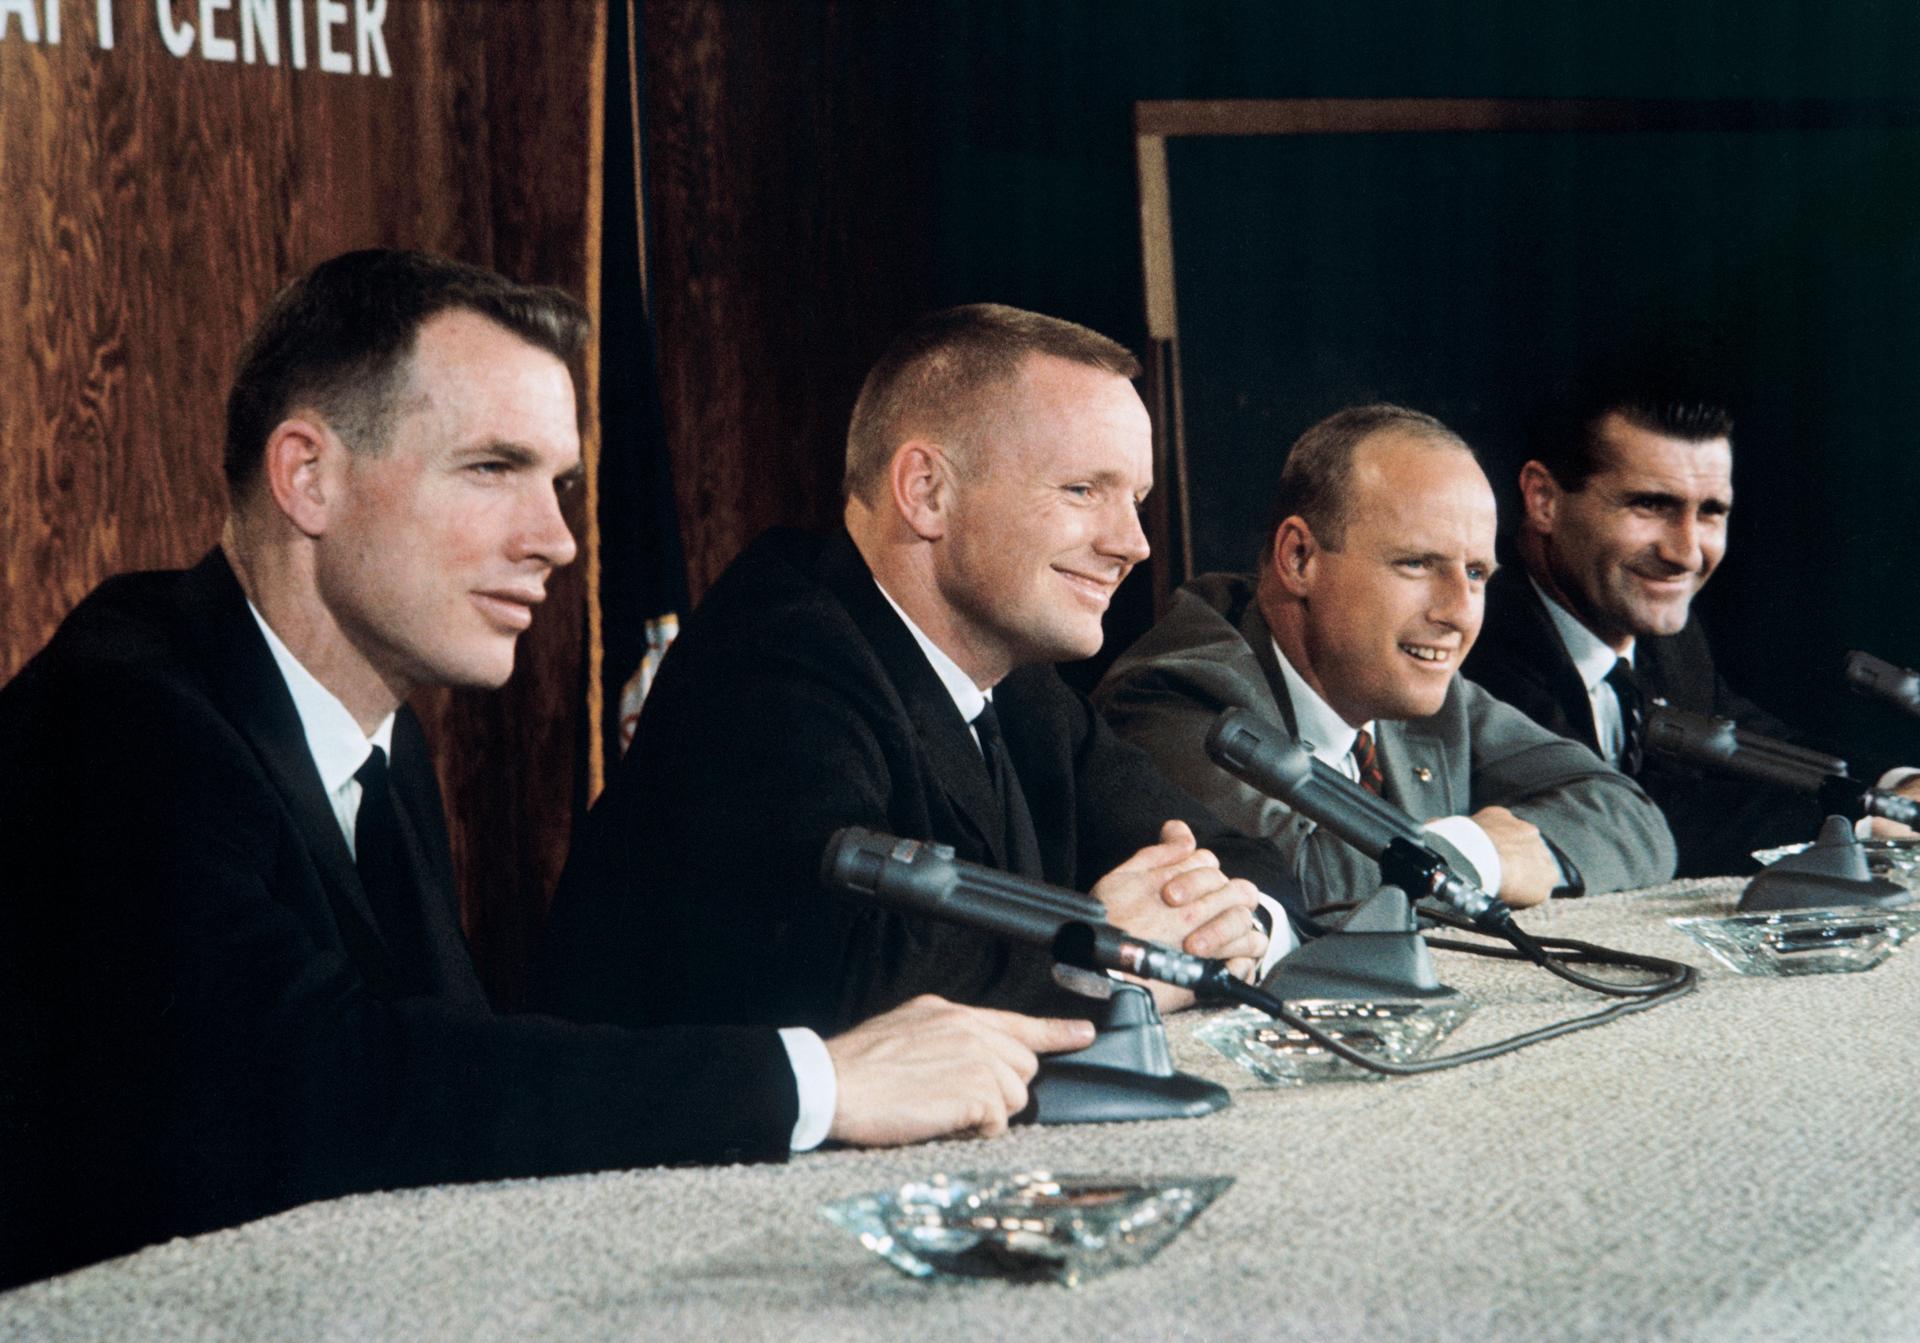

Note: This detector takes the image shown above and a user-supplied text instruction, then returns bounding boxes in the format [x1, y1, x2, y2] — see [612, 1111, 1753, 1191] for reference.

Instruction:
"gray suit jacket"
[1092, 574, 1677, 910]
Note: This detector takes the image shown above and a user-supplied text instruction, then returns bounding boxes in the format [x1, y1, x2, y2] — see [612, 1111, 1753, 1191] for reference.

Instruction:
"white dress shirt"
[1270, 638, 1505, 895]
[878, 583, 1297, 970]
[246, 603, 835, 1153]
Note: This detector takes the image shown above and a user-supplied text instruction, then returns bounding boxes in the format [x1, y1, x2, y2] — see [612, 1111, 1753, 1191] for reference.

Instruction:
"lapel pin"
[1413, 767, 1433, 782]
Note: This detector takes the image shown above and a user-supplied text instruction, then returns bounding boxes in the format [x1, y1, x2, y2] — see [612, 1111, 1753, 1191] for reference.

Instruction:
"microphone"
[1845, 650, 1920, 719]
[820, 827, 1222, 990]
[1202, 708, 1513, 931]
[1645, 706, 1920, 829]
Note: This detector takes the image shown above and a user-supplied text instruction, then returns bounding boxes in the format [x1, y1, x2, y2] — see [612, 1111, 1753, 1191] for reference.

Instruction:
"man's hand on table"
[1471, 805, 1557, 908]
[1092, 819, 1268, 1011]
[823, 996, 1095, 1146]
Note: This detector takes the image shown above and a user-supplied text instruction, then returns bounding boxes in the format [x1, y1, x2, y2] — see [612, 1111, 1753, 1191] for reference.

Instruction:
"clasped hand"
[1092, 819, 1267, 1011]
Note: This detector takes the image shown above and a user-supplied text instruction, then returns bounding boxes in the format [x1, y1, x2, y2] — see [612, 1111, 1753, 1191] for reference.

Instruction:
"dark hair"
[1261, 403, 1471, 560]
[843, 302, 1140, 501]
[1536, 349, 1734, 491]
[223, 248, 588, 494]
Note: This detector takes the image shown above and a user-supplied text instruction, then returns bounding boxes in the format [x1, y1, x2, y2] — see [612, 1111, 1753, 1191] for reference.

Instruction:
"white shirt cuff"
[779, 1027, 836, 1152]
[1421, 816, 1502, 896]
[1254, 891, 1298, 976]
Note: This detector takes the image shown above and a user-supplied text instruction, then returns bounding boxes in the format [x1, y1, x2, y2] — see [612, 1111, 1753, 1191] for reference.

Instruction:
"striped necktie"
[1351, 727, 1386, 797]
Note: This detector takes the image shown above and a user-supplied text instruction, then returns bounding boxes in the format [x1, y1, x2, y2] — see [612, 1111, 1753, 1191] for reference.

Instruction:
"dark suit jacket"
[1461, 563, 1825, 876]
[535, 530, 1306, 1036]
[1093, 574, 1676, 911]
[0, 552, 797, 1287]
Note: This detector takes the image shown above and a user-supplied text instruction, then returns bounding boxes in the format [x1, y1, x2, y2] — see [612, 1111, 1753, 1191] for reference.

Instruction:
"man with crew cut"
[538, 304, 1307, 1036]
[1096, 403, 1674, 912]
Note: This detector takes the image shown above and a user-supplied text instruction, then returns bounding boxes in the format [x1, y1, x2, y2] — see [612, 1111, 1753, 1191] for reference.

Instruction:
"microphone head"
[1205, 708, 1315, 792]
[1844, 650, 1885, 691]
[821, 826, 930, 893]
[1644, 706, 1739, 764]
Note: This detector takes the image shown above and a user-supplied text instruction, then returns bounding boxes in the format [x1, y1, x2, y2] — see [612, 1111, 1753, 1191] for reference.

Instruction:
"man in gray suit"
[1094, 404, 1675, 913]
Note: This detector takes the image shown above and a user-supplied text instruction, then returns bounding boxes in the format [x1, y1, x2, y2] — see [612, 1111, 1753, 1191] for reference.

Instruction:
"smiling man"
[0, 258, 1100, 1287]
[1462, 384, 1920, 874]
[536, 304, 1307, 1036]
[1095, 404, 1674, 913]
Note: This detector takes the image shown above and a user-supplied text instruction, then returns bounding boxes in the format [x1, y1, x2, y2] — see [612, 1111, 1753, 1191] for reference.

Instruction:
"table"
[6, 879, 1919, 1341]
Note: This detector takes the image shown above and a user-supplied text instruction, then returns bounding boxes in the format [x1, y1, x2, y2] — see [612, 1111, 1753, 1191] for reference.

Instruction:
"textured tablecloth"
[7, 879, 1919, 1342]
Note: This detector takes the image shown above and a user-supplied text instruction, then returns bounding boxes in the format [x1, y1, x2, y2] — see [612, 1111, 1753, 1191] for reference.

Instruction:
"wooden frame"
[1133, 96, 1920, 603]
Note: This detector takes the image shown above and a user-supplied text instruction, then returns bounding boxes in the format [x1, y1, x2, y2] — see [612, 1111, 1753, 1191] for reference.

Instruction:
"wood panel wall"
[641, 0, 937, 599]
[0, 0, 604, 1006]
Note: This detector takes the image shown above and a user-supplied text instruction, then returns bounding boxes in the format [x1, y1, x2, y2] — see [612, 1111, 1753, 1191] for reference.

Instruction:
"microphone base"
[1022, 978, 1230, 1125]
[1027, 1061, 1230, 1125]
[1264, 886, 1461, 1003]
[1740, 815, 1913, 912]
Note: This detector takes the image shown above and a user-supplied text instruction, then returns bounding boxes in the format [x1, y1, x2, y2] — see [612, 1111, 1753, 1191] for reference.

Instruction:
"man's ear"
[890, 440, 955, 542]
[260, 416, 340, 539]
[1268, 516, 1318, 598]
[1517, 460, 1562, 535]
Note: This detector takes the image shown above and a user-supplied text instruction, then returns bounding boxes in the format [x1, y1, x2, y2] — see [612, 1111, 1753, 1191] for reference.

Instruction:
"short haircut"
[1536, 353, 1734, 491]
[224, 248, 589, 495]
[842, 302, 1141, 502]
[1261, 403, 1471, 560]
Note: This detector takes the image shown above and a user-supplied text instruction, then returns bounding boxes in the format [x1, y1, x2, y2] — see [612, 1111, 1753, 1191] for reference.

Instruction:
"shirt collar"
[247, 602, 396, 794]
[1270, 637, 1368, 768]
[1530, 575, 1633, 693]
[873, 580, 988, 724]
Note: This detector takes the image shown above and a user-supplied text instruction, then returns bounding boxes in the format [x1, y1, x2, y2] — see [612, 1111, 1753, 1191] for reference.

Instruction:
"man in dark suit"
[1095, 405, 1674, 914]
[0, 253, 1093, 1287]
[1461, 387, 1920, 875]
[538, 304, 1305, 1037]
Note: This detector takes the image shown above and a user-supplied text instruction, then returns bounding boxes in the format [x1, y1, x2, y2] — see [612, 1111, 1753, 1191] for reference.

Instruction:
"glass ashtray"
[1670, 906, 1920, 976]
[1195, 999, 1472, 1086]
[1753, 838, 1920, 891]
[818, 1170, 1232, 1286]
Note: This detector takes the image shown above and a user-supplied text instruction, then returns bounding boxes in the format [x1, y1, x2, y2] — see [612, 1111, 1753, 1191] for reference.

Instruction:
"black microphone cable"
[1196, 952, 1695, 1077]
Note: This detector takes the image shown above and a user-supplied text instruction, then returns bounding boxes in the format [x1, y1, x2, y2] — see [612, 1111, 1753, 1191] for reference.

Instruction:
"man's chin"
[1625, 601, 1694, 640]
[447, 647, 520, 691]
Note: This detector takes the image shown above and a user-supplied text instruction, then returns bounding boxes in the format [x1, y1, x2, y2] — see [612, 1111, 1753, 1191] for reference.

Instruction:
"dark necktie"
[354, 746, 428, 992]
[1605, 657, 1646, 775]
[1351, 727, 1386, 797]
[972, 700, 1044, 878]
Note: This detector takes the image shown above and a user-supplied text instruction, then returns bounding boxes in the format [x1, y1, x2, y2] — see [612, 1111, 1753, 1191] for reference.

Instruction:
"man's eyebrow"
[459, 441, 542, 467]
[1621, 487, 1732, 512]
[1621, 488, 1685, 508]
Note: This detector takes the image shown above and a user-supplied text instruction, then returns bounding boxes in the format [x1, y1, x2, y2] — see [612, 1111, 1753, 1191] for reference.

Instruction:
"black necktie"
[972, 700, 1044, 878]
[1605, 658, 1646, 775]
[354, 746, 428, 992]
[1351, 727, 1385, 797]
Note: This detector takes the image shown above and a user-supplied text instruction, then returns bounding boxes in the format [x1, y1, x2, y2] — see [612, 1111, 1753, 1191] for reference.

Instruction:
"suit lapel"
[1237, 601, 1301, 736]
[386, 716, 485, 1007]
[818, 535, 1009, 868]
[1506, 570, 1605, 751]
[177, 551, 400, 979]
[1381, 717, 1454, 817]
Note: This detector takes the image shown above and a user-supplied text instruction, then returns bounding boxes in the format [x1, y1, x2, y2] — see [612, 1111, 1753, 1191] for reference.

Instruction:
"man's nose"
[514, 483, 579, 569]
[1098, 496, 1150, 565]
[1655, 512, 1704, 572]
